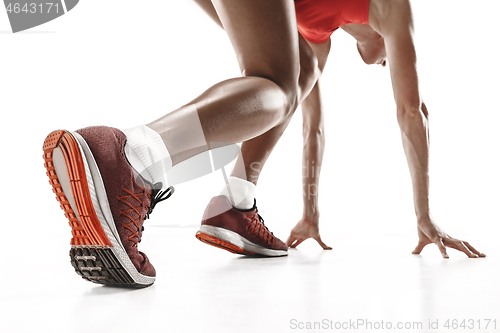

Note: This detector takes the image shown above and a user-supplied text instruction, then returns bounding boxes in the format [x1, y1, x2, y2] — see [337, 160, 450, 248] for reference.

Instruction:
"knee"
[241, 70, 300, 121]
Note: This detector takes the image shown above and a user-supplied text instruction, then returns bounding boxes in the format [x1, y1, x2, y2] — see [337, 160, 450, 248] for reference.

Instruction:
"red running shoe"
[196, 196, 288, 256]
[42, 126, 173, 288]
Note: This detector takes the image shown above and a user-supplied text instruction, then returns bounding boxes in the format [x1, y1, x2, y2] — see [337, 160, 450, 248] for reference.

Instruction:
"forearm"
[288, 89, 331, 250]
[398, 103, 430, 220]
[302, 131, 324, 220]
[301, 81, 325, 220]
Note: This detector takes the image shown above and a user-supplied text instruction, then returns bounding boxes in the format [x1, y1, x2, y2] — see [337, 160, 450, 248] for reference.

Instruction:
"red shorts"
[295, 0, 371, 43]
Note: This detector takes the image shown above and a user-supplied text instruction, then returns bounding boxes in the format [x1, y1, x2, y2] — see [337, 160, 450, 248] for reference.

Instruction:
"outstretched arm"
[368, 0, 485, 258]
[286, 39, 332, 250]
[286, 79, 331, 250]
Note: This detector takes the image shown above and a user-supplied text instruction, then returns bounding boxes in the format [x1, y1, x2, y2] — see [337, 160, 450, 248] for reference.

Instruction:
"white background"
[0, 1, 499, 332]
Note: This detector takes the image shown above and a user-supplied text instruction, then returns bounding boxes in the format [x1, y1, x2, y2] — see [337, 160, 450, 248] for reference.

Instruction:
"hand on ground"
[286, 217, 332, 250]
[412, 216, 485, 258]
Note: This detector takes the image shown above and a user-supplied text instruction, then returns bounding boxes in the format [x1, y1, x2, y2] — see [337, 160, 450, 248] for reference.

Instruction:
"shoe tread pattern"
[70, 246, 149, 288]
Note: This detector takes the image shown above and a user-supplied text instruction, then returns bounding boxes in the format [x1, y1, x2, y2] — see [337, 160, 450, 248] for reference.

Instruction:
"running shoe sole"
[43, 130, 155, 288]
[195, 225, 287, 257]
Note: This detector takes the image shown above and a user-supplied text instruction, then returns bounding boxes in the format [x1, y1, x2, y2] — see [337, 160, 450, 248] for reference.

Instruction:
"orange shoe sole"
[195, 232, 256, 255]
[43, 130, 111, 247]
[43, 130, 151, 288]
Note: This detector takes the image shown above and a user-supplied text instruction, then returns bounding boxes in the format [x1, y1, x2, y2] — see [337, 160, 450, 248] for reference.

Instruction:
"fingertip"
[317, 240, 332, 250]
[413, 241, 427, 254]
[435, 240, 448, 258]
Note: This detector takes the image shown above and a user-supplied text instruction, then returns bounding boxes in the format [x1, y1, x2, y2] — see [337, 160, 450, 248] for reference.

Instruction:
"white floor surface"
[2, 219, 499, 333]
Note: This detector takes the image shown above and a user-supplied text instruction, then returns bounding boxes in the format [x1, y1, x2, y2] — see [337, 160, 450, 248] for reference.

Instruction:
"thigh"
[212, 0, 300, 93]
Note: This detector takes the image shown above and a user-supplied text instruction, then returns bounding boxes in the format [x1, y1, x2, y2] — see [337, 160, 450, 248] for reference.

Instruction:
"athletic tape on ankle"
[163, 104, 212, 185]
[163, 104, 238, 187]
[123, 125, 172, 188]
[220, 176, 256, 210]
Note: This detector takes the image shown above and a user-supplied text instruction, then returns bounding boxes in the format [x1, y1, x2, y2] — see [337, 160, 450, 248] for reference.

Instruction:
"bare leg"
[231, 34, 328, 183]
[147, 0, 300, 167]
[192, 0, 328, 184]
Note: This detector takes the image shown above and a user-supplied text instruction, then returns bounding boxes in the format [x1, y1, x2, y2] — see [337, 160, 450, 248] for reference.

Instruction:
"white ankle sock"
[122, 125, 172, 189]
[220, 176, 256, 210]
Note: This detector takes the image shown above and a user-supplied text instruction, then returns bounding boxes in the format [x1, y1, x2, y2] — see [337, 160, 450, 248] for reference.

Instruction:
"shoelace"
[119, 182, 174, 247]
[246, 209, 275, 245]
[146, 185, 174, 220]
